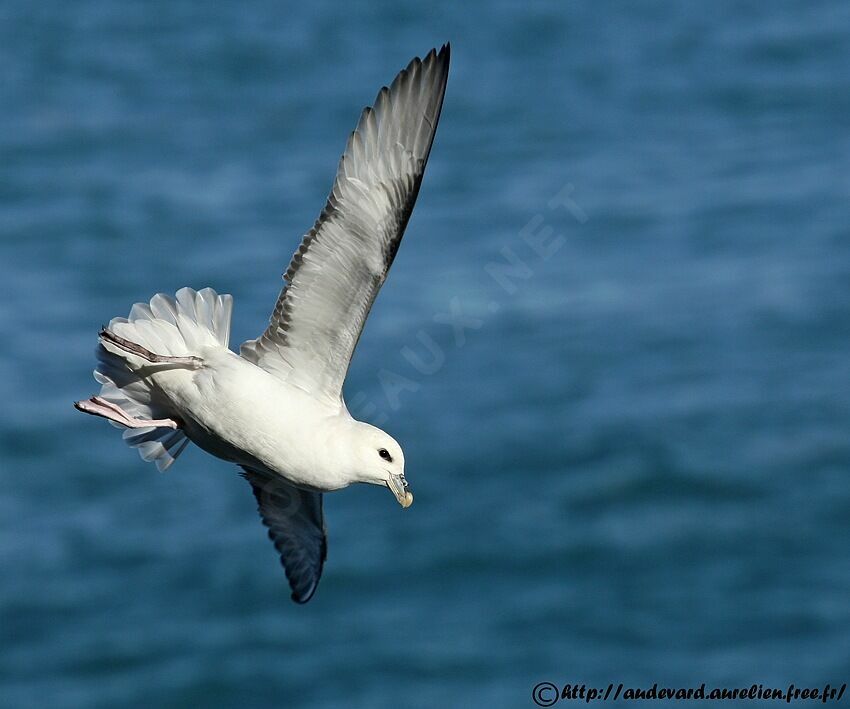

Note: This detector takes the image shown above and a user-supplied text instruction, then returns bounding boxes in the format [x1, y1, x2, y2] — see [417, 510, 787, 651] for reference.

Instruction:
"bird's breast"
[159, 349, 344, 490]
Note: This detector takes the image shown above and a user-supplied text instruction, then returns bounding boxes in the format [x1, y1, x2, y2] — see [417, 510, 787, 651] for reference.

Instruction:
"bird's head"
[350, 422, 411, 507]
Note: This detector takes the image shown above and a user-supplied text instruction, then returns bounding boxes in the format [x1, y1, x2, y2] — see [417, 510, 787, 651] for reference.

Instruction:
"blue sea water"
[2, 1, 850, 706]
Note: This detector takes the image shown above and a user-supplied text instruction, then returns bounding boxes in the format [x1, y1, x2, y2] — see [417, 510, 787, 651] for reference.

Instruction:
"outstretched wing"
[241, 44, 450, 406]
[241, 467, 327, 604]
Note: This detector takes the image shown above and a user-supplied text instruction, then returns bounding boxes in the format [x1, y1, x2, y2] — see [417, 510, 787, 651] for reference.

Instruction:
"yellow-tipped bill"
[388, 474, 413, 508]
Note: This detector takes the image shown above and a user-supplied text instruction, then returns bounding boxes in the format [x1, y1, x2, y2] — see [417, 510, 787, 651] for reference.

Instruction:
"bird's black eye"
[378, 448, 393, 462]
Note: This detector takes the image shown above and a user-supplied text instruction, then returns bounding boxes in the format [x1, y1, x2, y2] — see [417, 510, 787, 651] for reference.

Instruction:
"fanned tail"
[87, 287, 233, 471]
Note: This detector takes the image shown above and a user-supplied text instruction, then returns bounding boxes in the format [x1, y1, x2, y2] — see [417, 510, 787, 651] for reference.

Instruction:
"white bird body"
[76, 45, 450, 603]
[137, 344, 340, 487]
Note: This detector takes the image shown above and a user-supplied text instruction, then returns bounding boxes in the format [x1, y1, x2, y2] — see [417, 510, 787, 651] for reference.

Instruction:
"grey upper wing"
[241, 45, 450, 406]
[241, 467, 327, 604]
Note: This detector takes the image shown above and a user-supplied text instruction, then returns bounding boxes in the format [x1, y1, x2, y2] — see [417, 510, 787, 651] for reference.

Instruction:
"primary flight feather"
[75, 44, 450, 603]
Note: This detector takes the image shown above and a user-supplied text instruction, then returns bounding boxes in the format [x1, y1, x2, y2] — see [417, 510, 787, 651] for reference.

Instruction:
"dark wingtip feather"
[290, 582, 319, 606]
[286, 563, 319, 604]
[413, 43, 450, 74]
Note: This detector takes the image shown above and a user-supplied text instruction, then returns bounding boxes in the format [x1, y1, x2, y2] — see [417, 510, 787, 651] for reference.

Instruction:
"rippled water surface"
[2, 1, 850, 707]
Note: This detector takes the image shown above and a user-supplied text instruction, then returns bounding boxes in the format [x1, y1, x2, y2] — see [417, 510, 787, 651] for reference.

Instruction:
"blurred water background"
[2, 1, 850, 707]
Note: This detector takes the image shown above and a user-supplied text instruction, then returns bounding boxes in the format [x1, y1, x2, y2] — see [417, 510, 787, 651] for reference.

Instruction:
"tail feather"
[122, 426, 191, 471]
[90, 287, 233, 471]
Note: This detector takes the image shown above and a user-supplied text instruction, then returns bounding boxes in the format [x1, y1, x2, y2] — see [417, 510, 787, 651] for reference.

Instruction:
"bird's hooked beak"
[387, 473, 413, 508]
